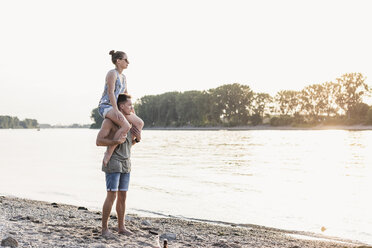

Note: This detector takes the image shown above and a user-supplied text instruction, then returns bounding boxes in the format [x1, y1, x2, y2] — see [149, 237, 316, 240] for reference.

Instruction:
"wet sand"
[1, 196, 370, 248]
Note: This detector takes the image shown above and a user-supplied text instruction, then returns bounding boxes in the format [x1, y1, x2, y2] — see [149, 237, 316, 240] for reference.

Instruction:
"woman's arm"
[106, 71, 119, 111]
[106, 71, 124, 122]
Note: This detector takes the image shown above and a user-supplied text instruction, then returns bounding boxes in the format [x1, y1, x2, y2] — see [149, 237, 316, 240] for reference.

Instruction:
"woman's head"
[109, 50, 129, 68]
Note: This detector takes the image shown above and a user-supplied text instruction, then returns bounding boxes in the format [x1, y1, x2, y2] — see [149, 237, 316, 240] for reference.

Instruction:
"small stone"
[194, 235, 205, 241]
[26, 216, 34, 221]
[160, 233, 177, 241]
[92, 244, 107, 248]
[149, 230, 159, 235]
[78, 206, 88, 210]
[51, 202, 58, 206]
[141, 220, 152, 226]
[110, 215, 117, 220]
[125, 215, 133, 222]
[1, 237, 18, 247]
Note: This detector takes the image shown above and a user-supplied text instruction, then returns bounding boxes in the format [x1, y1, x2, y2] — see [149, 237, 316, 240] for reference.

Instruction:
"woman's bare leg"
[125, 113, 144, 141]
[103, 109, 131, 166]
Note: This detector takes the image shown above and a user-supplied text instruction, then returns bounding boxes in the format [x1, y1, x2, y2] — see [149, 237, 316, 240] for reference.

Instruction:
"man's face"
[120, 99, 133, 115]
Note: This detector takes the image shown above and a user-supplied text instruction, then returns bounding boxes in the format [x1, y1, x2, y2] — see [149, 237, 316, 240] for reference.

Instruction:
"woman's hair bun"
[109, 50, 115, 56]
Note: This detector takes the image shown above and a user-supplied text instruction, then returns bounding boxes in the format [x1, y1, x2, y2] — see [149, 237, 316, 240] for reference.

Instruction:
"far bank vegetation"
[0, 116, 38, 129]
[90, 73, 372, 128]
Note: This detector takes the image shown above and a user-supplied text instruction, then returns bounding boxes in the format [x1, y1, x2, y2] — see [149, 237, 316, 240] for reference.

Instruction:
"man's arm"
[96, 119, 125, 146]
[131, 126, 141, 145]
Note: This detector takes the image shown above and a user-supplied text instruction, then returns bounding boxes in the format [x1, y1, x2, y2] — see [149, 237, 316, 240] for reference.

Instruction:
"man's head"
[117, 93, 133, 115]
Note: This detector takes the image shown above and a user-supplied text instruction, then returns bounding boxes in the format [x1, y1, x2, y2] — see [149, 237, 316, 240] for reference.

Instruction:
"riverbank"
[0, 196, 368, 248]
[144, 124, 372, 131]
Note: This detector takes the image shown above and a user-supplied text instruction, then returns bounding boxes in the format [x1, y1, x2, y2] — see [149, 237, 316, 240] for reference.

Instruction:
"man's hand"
[131, 126, 141, 141]
[114, 133, 127, 145]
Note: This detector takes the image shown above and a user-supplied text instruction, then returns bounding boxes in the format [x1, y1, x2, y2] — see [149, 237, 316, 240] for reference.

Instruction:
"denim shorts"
[105, 172, 130, 191]
[98, 105, 113, 118]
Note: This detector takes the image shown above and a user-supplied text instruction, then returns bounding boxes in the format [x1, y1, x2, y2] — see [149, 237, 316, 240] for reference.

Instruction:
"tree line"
[90, 73, 372, 128]
[0, 116, 39, 129]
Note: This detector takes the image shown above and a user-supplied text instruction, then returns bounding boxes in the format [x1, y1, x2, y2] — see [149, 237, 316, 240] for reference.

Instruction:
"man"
[96, 93, 140, 236]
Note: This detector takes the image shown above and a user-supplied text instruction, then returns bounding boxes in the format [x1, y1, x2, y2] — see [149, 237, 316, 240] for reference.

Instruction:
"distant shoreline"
[144, 124, 372, 131]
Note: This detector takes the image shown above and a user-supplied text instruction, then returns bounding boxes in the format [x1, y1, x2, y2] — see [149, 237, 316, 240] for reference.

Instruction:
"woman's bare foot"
[118, 227, 133, 236]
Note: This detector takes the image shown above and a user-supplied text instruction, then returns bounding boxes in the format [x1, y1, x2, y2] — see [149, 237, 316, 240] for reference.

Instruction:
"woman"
[98, 50, 144, 166]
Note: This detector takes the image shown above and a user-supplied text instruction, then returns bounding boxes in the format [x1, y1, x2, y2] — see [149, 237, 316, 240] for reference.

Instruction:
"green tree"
[0, 116, 37, 128]
[366, 107, 372, 125]
[175, 90, 209, 126]
[19, 118, 38, 128]
[299, 84, 327, 122]
[90, 107, 103, 129]
[335, 73, 370, 119]
[322, 81, 339, 117]
[275, 90, 300, 116]
[251, 93, 273, 125]
[0, 116, 13, 128]
[136, 92, 179, 127]
[209, 83, 254, 126]
[348, 102, 369, 120]
[135, 95, 160, 127]
[252, 93, 273, 117]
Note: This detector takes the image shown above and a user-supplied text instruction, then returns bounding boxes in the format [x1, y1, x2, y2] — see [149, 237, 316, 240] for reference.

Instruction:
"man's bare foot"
[118, 227, 133, 236]
[102, 229, 115, 239]
[103, 152, 111, 166]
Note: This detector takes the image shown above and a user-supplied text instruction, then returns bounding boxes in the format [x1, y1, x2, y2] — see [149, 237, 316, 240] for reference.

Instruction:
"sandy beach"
[0, 196, 369, 248]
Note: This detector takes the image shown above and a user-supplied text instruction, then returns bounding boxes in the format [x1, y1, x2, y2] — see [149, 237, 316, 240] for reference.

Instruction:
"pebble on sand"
[1, 236, 18, 248]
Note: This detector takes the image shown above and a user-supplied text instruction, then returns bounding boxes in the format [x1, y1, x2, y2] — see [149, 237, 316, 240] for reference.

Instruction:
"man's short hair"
[117, 93, 131, 108]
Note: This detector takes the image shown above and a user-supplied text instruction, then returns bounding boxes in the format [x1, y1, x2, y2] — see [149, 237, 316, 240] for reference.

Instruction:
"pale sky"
[1, 0, 371, 125]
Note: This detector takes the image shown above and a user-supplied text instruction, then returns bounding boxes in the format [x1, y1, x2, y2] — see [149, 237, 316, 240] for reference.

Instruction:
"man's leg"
[116, 173, 132, 235]
[102, 172, 121, 236]
[102, 191, 117, 235]
[117, 191, 132, 234]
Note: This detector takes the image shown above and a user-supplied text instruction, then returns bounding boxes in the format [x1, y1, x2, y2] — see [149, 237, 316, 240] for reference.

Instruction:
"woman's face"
[117, 55, 129, 69]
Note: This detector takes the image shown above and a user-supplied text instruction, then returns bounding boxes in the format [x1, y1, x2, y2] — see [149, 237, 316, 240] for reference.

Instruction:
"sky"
[1, 0, 372, 125]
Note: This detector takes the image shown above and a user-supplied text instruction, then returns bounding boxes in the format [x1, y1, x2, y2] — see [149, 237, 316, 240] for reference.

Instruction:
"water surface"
[0, 129, 371, 244]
